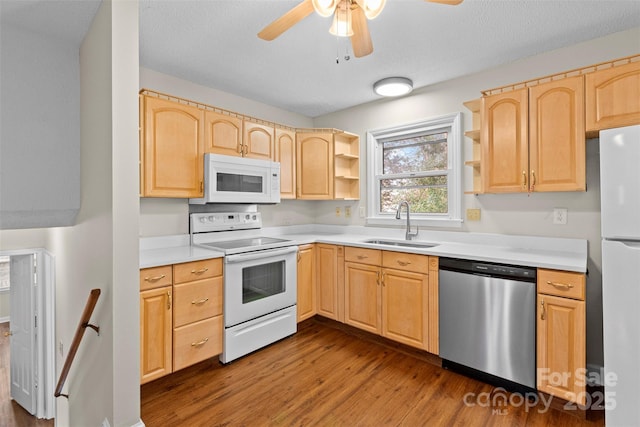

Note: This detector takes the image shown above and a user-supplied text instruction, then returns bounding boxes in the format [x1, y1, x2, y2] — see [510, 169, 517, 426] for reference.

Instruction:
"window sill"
[366, 216, 463, 229]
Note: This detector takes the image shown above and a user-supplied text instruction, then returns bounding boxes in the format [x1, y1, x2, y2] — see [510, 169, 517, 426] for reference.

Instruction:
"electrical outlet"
[553, 208, 568, 225]
[344, 206, 351, 218]
[466, 208, 481, 221]
[359, 206, 366, 218]
[335, 207, 341, 217]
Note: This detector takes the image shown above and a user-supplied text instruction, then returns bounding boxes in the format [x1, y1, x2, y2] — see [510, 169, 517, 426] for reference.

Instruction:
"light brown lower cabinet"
[140, 258, 223, 384]
[536, 268, 586, 405]
[140, 285, 173, 384]
[316, 244, 344, 322]
[343, 247, 437, 353]
[296, 244, 316, 322]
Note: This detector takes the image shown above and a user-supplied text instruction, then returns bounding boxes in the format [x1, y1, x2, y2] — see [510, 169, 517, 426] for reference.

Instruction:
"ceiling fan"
[258, 0, 463, 58]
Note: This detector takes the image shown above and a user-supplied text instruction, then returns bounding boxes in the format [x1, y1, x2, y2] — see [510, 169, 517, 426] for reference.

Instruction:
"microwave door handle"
[224, 246, 298, 264]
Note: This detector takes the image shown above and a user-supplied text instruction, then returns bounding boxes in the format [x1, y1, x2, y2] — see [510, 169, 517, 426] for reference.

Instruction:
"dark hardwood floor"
[0, 322, 53, 427]
[141, 318, 604, 427]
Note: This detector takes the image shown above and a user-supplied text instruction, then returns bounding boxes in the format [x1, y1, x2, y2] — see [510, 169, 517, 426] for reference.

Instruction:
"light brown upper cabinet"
[243, 120, 275, 160]
[204, 110, 243, 156]
[586, 60, 640, 135]
[275, 128, 297, 199]
[482, 76, 585, 193]
[296, 131, 360, 200]
[140, 95, 204, 198]
[297, 132, 335, 199]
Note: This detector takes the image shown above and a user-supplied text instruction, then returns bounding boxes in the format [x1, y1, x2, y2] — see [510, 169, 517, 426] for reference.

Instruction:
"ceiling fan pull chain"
[336, 35, 340, 63]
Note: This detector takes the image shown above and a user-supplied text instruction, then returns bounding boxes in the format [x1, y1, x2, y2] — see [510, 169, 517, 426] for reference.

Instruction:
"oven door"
[224, 246, 297, 327]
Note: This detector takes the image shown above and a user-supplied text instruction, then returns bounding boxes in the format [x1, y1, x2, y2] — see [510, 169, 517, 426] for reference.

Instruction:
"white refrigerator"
[601, 125, 640, 426]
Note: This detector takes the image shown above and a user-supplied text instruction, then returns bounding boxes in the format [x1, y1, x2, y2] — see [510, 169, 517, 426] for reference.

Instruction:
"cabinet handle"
[144, 274, 166, 282]
[396, 260, 411, 267]
[191, 337, 209, 347]
[167, 291, 172, 310]
[357, 255, 368, 260]
[376, 271, 380, 286]
[237, 143, 243, 154]
[381, 271, 385, 287]
[540, 299, 545, 320]
[191, 268, 209, 275]
[522, 170, 527, 188]
[531, 170, 536, 191]
[191, 298, 209, 305]
[547, 280, 574, 290]
[242, 145, 248, 156]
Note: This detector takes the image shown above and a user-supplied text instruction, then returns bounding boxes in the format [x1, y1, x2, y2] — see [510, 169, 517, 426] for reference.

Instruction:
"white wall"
[50, 1, 140, 425]
[312, 27, 640, 371]
[0, 22, 80, 229]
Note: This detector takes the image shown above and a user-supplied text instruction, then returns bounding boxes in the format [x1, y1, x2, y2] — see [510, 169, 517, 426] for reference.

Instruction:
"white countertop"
[140, 225, 588, 272]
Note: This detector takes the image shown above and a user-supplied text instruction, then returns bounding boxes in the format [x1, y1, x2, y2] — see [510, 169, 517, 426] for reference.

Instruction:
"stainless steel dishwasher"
[439, 257, 536, 390]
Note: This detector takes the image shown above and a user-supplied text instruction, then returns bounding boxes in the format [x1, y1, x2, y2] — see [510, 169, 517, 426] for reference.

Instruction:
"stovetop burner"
[190, 212, 295, 255]
[199, 236, 292, 252]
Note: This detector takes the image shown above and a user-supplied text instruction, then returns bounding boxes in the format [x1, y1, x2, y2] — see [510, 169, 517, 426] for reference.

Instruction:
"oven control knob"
[252, 215, 257, 220]
[245, 214, 250, 220]
[199, 217, 206, 223]
[208, 216, 214, 222]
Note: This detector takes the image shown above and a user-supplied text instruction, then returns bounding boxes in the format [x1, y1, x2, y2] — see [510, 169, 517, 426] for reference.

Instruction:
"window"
[366, 113, 462, 227]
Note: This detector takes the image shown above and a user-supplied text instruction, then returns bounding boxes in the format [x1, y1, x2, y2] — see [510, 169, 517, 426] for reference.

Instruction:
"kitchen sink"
[362, 239, 438, 249]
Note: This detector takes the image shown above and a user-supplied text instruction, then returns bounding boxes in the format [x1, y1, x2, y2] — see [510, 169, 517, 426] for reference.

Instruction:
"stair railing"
[54, 288, 101, 398]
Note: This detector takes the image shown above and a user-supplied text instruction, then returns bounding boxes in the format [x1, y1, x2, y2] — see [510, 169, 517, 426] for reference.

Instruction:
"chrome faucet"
[395, 201, 419, 240]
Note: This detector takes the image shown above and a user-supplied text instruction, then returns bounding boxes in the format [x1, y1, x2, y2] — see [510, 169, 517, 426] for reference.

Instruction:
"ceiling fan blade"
[351, 6, 373, 58]
[258, 0, 315, 41]
[426, 0, 463, 5]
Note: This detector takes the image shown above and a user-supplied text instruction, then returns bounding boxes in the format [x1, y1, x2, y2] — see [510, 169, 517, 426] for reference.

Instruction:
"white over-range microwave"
[189, 154, 281, 204]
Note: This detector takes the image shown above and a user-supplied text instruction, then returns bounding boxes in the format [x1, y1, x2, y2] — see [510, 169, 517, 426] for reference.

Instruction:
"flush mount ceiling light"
[373, 77, 414, 97]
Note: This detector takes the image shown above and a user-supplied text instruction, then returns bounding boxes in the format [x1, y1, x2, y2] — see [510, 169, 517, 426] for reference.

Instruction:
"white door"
[9, 254, 35, 415]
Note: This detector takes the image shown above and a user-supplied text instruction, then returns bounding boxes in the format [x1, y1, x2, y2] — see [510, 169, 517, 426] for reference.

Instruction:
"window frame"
[366, 112, 463, 228]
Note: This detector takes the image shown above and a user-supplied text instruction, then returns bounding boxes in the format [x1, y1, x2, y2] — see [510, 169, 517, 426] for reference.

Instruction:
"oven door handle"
[224, 246, 298, 264]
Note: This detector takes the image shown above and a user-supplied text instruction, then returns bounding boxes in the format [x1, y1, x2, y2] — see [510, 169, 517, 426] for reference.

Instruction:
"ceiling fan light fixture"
[329, 3, 354, 37]
[312, 0, 338, 17]
[362, 0, 386, 19]
[373, 77, 413, 97]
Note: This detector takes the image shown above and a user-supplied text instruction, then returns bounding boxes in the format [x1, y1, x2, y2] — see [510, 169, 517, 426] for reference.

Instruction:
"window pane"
[380, 177, 448, 214]
[383, 133, 448, 174]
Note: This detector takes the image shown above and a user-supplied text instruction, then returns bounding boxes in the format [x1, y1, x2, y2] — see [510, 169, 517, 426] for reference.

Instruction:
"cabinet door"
[345, 262, 380, 334]
[243, 120, 274, 160]
[297, 133, 334, 199]
[316, 244, 341, 320]
[537, 294, 586, 405]
[276, 128, 297, 199]
[204, 110, 243, 157]
[382, 268, 428, 350]
[140, 286, 172, 384]
[586, 61, 640, 133]
[529, 76, 586, 192]
[297, 244, 316, 322]
[482, 89, 529, 193]
[141, 96, 204, 197]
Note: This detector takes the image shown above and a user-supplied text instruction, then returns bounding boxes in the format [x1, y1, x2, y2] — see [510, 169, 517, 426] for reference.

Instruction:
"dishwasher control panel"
[439, 257, 537, 282]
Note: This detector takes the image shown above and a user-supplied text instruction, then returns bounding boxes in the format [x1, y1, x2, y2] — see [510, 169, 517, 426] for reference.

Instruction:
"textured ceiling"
[2, 0, 639, 118]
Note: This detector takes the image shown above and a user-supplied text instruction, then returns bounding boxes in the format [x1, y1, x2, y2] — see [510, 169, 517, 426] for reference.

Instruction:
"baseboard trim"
[0, 316, 9, 324]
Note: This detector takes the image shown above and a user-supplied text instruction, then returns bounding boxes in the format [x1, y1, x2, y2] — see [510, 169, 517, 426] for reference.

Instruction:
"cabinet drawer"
[345, 247, 381, 266]
[537, 269, 585, 300]
[173, 258, 222, 284]
[173, 277, 223, 327]
[140, 266, 173, 291]
[173, 316, 223, 371]
[382, 251, 429, 274]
